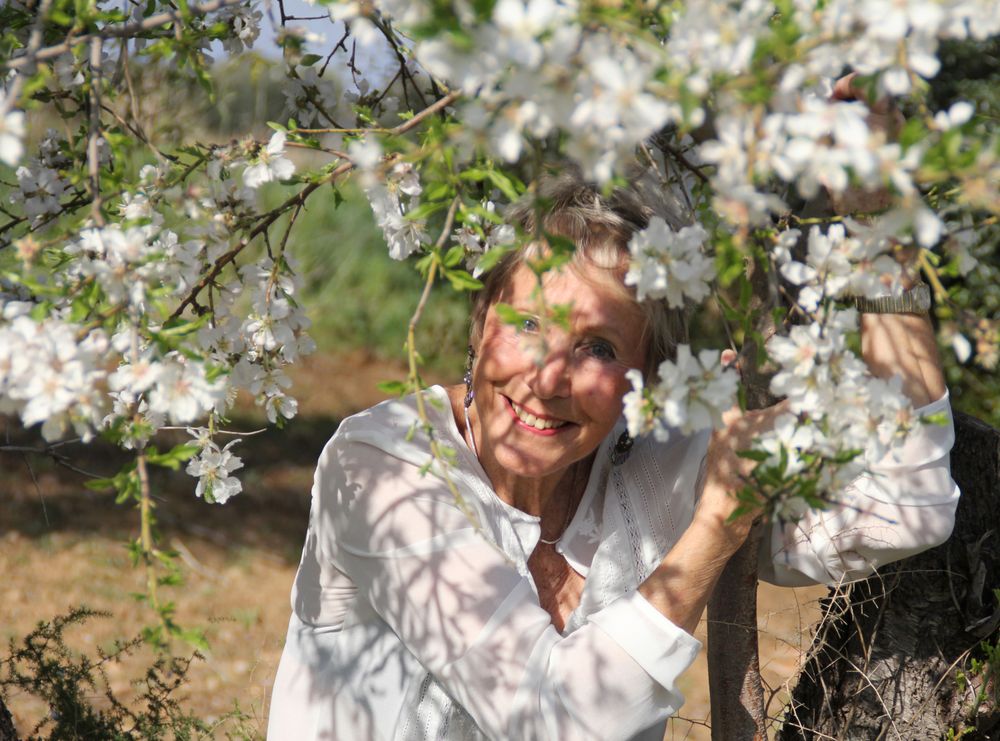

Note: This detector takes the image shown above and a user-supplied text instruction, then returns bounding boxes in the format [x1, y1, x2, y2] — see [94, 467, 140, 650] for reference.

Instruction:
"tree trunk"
[707, 252, 776, 741]
[778, 411, 1000, 740]
[708, 522, 768, 740]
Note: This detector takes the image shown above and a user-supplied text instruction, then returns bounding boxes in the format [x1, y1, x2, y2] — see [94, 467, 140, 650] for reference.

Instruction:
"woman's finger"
[831, 72, 860, 101]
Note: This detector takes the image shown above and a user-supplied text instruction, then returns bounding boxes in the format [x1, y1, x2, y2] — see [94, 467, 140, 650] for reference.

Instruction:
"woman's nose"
[527, 340, 572, 399]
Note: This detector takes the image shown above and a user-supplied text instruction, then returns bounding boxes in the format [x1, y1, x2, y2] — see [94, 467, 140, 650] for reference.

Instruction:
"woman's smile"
[505, 395, 571, 434]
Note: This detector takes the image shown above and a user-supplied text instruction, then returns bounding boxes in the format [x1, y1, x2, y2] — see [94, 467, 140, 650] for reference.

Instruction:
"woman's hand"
[639, 397, 785, 634]
[696, 403, 785, 552]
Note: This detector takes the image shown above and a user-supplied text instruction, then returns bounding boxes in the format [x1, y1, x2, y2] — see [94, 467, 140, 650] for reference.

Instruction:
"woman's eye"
[584, 341, 617, 362]
[521, 317, 540, 333]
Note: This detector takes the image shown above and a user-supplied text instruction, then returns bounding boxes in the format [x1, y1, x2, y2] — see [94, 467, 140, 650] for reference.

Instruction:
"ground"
[0, 351, 824, 739]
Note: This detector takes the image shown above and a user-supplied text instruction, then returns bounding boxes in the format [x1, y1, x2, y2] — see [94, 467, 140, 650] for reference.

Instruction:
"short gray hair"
[470, 168, 688, 380]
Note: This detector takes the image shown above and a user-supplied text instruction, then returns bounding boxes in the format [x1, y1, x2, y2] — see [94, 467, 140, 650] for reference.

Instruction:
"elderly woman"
[267, 172, 959, 740]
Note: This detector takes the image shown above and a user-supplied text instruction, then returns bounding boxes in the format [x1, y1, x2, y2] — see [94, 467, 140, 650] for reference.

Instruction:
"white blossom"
[933, 100, 975, 130]
[219, 2, 263, 55]
[625, 346, 739, 441]
[454, 200, 515, 275]
[146, 355, 225, 424]
[625, 218, 713, 307]
[365, 165, 430, 260]
[186, 436, 244, 504]
[349, 138, 383, 185]
[0, 98, 25, 166]
[243, 131, 295, 188]
[951, 332, 972, 363]
[14, 164, 68, 221]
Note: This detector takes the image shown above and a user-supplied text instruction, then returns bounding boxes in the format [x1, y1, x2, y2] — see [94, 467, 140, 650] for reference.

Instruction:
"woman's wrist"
[690, 505, 752, 557]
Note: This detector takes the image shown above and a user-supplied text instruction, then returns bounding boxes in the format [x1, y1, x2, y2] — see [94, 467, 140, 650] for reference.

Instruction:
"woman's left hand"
[696, 401, 786, 553]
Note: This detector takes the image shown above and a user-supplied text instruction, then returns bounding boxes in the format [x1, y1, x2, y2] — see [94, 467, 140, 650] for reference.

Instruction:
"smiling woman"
[266, 171, 960, 740]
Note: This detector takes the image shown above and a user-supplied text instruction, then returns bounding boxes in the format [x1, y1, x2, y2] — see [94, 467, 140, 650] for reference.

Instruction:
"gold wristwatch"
[853, 282, 931, 314]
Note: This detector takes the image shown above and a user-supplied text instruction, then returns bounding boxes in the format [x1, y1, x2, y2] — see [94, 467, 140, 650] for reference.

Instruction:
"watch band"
[853, 282, 931, 314]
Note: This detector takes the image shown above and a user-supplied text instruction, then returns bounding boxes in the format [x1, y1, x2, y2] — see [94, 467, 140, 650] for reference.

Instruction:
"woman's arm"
[861, 294, 946, 407]
[642, 267, 956, 608]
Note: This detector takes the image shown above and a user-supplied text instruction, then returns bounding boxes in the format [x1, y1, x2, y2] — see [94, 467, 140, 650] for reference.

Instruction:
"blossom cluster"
[622, 346, 739, 442]
[330, 0, 999, 195]
[0, 135, 312, 498]
[774, 223, 904, 313]
[625, 218, 714, 308]
[185, 429, 245, 504]
[762, 309, 920, 499]
[364, 161, 429, 260]
[0, 305, 108, 442]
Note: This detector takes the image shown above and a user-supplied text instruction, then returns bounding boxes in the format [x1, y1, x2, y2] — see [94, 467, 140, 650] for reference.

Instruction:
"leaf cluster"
[0, 607, 253, 740]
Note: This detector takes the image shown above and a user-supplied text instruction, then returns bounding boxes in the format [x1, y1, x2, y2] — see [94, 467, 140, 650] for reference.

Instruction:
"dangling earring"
[463, 345, 475, 408]
[610, 430, 633, 466]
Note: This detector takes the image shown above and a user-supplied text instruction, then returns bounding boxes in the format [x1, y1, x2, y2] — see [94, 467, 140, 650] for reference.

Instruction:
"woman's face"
[471, 260, 647, 484]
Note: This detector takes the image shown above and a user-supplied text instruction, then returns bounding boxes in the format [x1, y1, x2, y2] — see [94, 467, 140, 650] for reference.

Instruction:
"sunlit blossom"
[243, 131, 295, 189]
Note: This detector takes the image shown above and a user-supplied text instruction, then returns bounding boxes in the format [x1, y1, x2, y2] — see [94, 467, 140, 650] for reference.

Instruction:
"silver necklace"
[464, 401, 575, 547]
[538, 466, 583, 546]
[537, 504, 574, 545]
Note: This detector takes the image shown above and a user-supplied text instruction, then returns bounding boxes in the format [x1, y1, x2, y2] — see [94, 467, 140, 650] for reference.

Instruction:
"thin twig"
[4, 0, 247, 71]
[404, 197, 491, 545]
[137, 449, 159, 611]
[0, 0, 52, 116]
[320, 26, 352, 78]
[168, 90, 460, 320]
[88, 37, 105, 225]
[1, 443, 106, 479]
[20, 451, 50, 527]
[156, 425, 267, 436]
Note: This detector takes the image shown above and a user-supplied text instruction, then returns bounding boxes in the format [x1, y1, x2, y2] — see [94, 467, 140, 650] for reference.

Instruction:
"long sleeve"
[758, 392, 960, 586]
[315, 436, 701, 740]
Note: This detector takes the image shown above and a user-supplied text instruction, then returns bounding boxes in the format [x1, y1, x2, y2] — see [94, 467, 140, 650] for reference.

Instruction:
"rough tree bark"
[708, 522, 768, 740]
[707, 253, 776, 741]
[778, 410, 1000, 740]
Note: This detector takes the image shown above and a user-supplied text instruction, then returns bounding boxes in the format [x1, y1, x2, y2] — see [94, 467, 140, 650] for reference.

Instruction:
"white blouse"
[267, 385, 959, 741]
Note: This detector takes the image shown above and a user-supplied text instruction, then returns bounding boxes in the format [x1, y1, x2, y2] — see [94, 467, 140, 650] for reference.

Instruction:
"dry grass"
[1, 352, 825, 739]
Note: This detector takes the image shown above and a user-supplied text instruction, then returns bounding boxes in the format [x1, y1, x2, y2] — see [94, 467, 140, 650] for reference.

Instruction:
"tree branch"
[3, 0, 247, 71]
[168, 90, 460, 320]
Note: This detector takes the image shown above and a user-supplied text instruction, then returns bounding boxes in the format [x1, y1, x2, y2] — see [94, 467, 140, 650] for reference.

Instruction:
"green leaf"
[146, 443, 200, 470]
[494, 303, 529, 326]
[377, 380, 410, 396]
[443, 245, 465, 268]
[475, 243, 515, 273]
[484, 169, 523, 201]
[444, 268, 483, 291]
[85, 476, 117, 491]
[299, 53, 323, 67]
[424, 181, 453, 201]
[405, 199, 449, 221]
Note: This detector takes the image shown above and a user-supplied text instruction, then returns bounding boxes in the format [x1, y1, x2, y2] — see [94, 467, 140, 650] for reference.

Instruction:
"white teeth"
[511, 401, 566, 431]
